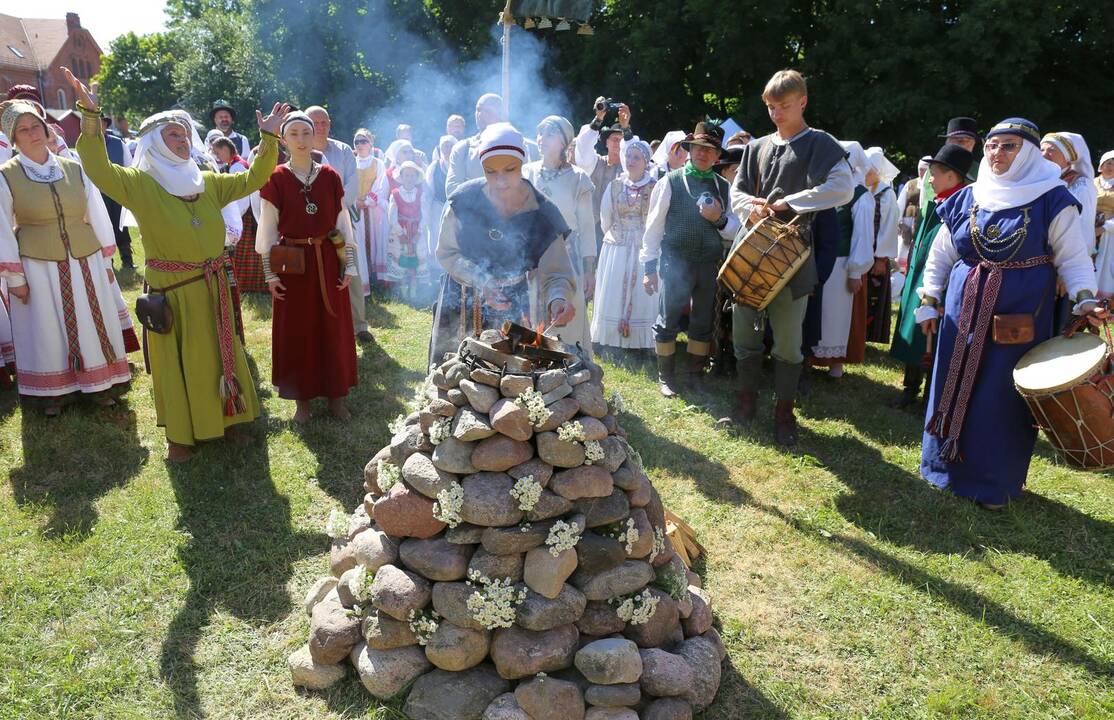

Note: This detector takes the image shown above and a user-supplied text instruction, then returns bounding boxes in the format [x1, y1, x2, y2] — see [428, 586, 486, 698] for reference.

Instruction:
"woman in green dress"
[63, 68, 290, 461]
[890, 144, 974, 407]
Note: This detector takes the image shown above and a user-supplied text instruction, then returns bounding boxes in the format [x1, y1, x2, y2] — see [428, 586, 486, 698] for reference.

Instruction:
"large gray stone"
[403, 452, 459, 500]
[454, 407, 497, 442]
[350, 642, 432, 700]
[535, 397, 580, 432]
[584, 683, 640, 708]
[404, 665, 511, 720]
[369, 564, 432, 621]
[676, 636, 722, 710]
[536, 369, 570, 394]
[573, 561, 656, 601]
[469, 547, 525, 583]
[573, 638, 643, 685]
[490, 398, 534, 442]
[572, 383, 608, 418]
[425, 622, 491, 671]
[625, 509, 654, 559]
[288, 644, 346, 690]
[508, 457, 554, 486]
[490, 624, 580, 679]
[472, 436, 535, 472]
[576, 600, 626, 636]
[500, 373, 534, 398]
[460, 472, 524, 527]
[461, 379, 501, 413]
[575, 533, 627, 576]
[642, 698, 693, 720]
[536, 432, 586, 468]
[308, 591, 362, 664]
[431, 582, 486, 630]
[432, 436, 478, 475]
[391, 424, 434, 465]
[577, 417, 609, 441]
[638, 648, 693, 697]
[527, 491, 575, 521]
[481, 521, 552, 555]
[515, 675, 585, 720]
[362, 609, 419, 650]
[598, 437, 628, 473]
[516, 583, 587, 632]
[524, 546, 578, 599]
[400, 536, 474, 581]
[682, 586, 713, 637]
[471, 367, 502, 388]
[350, 528, 400, 572]
[303, 576, 338, 616]
[574, 489, 630, 528]
[584, 709, 638, 720]
[483, 693, 531, 720]
[551, 465, 614, 500]
[624, 589, 680, 649]
[446, 523, 487, 545]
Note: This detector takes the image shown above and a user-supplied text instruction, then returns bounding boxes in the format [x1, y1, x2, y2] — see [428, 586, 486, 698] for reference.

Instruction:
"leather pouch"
[135, 293, 174, 334]
[270, 245, 305, 275]
[992, 313, 1035, 345]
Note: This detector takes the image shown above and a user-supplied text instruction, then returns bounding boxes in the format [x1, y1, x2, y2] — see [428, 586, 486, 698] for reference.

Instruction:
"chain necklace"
[969, 202, 1030, 264]
[24, 158, 60, 183]
[180, 197, 202, 228]
[288, 161, 321, 215]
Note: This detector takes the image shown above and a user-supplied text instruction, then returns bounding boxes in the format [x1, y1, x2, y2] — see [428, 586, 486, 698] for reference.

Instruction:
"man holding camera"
[640, 122, 741, 397]
[575, 97, 634, 247]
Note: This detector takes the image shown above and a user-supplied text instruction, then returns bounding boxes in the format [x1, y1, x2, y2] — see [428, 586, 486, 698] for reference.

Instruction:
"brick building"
[0, 12, 102, 143]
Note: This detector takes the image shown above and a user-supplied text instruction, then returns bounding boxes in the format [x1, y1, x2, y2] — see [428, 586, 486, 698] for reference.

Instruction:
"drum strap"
[927, 254, 1052, 461]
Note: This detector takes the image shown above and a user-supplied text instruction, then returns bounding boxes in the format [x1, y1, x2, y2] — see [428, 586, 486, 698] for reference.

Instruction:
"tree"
[94, 32, 182, 122]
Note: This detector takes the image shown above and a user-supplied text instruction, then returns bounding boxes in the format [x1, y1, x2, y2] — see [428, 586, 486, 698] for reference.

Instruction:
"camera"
[698, 192, 718, 208]
[594, 98, 623, 115]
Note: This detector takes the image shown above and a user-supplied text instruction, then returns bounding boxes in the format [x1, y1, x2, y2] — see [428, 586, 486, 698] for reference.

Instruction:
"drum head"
[1014, 332, 1108, 393]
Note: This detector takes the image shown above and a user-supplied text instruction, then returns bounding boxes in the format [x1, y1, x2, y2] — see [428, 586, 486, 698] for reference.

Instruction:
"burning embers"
[458, 321, 584, 373]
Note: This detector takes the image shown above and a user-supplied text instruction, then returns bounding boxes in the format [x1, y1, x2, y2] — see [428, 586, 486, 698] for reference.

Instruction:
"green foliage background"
[95, 0, 1114, 170]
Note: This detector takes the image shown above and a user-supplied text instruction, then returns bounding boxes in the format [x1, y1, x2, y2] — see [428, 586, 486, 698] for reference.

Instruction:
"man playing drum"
[641, 121, 741, 397]
[728, 69, 854, 446]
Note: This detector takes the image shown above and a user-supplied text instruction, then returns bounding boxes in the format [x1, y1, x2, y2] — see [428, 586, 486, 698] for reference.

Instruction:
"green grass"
[1, 244, 1112, 719]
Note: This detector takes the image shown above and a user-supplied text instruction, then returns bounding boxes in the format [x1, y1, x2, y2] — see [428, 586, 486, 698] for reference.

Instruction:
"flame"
[528, 323, 546, 348]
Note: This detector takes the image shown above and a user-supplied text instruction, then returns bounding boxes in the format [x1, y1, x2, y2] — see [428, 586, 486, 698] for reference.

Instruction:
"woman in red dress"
[256, 111, 358, 423]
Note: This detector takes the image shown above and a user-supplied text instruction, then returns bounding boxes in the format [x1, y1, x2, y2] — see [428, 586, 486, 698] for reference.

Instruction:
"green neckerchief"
[683, 161, 716, 180]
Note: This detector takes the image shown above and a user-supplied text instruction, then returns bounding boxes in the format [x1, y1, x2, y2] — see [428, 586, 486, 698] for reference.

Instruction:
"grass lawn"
[1, 245, 1112, 719]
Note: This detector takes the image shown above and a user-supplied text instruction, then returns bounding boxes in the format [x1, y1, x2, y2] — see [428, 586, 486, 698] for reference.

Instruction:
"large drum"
[1013, 331, 1114, 470]
[718, 216, 809, 311]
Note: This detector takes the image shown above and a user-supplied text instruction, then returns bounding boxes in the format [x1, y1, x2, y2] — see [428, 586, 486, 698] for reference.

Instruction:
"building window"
[58, 89, 66, 108]
[7, 45, 24, 58]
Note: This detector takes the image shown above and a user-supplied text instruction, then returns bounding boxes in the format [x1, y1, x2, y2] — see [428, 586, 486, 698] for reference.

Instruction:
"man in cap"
[210, 100, 252, 158]
[640, 121, 741, 397]
[575, 98, 635, 251]
[445, 93, 506, 196]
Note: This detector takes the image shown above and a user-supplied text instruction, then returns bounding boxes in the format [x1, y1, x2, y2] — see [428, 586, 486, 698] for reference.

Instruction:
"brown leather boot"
[733, 390, 758, 424]
[774, 399, 799, 446]
[685, 353, 707, 389]
[657, 354, 680, 398]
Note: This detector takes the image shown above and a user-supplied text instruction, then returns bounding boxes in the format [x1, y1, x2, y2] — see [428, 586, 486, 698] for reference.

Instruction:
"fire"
[528, 323, 546, 348]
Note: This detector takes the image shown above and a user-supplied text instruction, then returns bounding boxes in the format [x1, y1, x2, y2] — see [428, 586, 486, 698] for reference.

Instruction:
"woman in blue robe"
[915, 118, 1105, 509]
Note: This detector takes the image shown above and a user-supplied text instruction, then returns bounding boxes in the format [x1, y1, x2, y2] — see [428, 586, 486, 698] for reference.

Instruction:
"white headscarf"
[972, 139, 1064, 212]
[840, 141, 869, 185]
[385, 139, 414, 167]
[1041, 132, 1094, 181]
[131, 111, 206, 197]
[478, 123, 526, 164]
[1100, 150, 1114, 169]
[621, 137, 653, 188]
[865, 146, 899, 185]
[652, 130, 686, 170]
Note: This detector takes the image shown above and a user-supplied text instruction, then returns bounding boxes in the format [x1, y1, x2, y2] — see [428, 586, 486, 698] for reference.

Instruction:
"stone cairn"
[290, 328, 725, 720]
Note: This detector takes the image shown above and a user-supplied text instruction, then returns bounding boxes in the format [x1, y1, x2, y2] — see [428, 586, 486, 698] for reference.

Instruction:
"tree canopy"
[95, 0, 1114, 170]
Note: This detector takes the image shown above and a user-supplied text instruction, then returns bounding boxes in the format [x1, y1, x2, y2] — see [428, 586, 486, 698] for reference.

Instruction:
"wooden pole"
[501, 1, 513, 120]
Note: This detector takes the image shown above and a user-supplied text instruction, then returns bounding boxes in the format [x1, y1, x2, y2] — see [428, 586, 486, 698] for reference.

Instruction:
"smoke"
[255, 2, 572, 156]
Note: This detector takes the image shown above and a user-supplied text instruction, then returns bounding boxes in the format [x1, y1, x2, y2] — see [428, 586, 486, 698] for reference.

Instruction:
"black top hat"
[939, 116, 979, 140]
[714, 144, 745, 169]
[927, 144, 975, 178]
[210, 100, 236, 123]
[681, 121, 724, 152]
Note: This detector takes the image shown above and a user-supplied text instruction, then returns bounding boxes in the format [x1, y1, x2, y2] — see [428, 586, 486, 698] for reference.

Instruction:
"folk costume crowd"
[0, 67, 1109, 513]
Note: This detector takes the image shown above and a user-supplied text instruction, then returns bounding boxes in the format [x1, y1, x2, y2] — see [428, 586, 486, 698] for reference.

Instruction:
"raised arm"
[210, 132, 279, 207]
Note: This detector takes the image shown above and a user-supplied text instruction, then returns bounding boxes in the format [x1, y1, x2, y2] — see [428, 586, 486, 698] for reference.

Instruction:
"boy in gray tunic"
[729, 70, 853, 445]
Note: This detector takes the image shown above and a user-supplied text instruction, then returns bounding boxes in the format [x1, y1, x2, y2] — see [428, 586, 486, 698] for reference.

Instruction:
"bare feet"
[328, 398, 352, 421]
[167, 442, 195, 463]
[293, 400, 312, 425]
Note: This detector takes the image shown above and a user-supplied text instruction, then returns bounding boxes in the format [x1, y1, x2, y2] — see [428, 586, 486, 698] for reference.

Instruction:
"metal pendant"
[489, 228, 504, 241]
[190, 216, 202, 228]
[306, 202, 318, 215]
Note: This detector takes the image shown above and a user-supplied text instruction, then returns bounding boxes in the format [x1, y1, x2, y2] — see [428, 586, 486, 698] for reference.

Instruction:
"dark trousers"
[653, 254, 718, 356]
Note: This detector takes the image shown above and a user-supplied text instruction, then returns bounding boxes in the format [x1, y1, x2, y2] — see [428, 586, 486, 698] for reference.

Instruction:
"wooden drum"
[717, 216, 810, 311]
[1013, 331, 1114, 470]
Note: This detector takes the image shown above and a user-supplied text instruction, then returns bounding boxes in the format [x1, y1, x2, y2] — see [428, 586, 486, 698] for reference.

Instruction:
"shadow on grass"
[159, 437, 323, 720]
[793, 427, 1114, 677]
[9, 397, 147, 539]
[296, 337, 423, 510]
[709, 657, 790, 720]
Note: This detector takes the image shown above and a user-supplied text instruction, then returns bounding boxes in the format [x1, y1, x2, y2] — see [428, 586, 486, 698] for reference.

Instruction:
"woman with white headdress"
[353, 128, 389, 296]
[64, 67, 288, 461]
[591, 137, 659, 354]
[809, 141, 875, 376]
[0, 97, 131, 415]
[523, 115, 596, 356]
[651, 130, 688, 181]
[863, 146, 902, 343]
[916, 118, 1104, 508]
[1094, 150, 1114, 297]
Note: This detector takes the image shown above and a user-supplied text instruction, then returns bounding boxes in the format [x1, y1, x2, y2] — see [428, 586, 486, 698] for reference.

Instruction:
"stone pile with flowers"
[289, 329, 725, 720]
